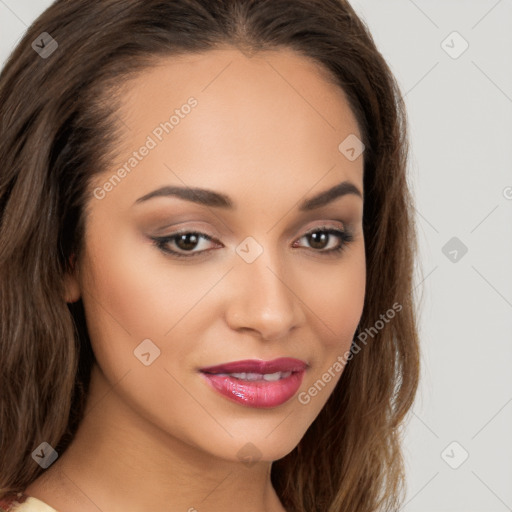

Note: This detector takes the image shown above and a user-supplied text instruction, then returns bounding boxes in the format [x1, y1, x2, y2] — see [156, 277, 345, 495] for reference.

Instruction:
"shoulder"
[0, 492, 26, 512]
[0, 492, 58, 512]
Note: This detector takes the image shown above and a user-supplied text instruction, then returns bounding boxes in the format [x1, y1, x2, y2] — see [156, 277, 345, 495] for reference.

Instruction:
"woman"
[0, 0, 420, 511]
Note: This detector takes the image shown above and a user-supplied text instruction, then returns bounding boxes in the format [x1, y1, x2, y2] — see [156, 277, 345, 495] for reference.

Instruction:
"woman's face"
[69, 47, 366, 462]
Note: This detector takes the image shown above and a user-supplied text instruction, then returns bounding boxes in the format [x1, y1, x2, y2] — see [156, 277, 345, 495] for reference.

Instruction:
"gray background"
[1, 1, 511, 510]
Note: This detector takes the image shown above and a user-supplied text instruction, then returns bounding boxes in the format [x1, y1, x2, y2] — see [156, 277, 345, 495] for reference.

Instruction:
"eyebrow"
[133, 180, 362, 211]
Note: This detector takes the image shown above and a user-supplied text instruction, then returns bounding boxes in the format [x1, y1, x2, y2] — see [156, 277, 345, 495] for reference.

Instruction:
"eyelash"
[150, 225, 354, 260]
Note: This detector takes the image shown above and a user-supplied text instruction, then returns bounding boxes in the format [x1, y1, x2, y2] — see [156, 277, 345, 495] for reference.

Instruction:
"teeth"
[263, 371, 285, 381]
[229, 372, 260, 381]
[217, 371, 292, 381]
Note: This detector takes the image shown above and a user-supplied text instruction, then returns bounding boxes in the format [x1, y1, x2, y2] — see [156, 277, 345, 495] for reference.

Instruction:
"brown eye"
[151, 226, 353, 260]
[294, 227, 353, 255]
[175, 233, 201, 251]
[306, 231, 331, 250]
[151, 231, 219, 258]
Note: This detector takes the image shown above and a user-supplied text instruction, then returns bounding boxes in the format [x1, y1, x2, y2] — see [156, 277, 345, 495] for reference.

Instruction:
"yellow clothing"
[0, 492, 58, 512]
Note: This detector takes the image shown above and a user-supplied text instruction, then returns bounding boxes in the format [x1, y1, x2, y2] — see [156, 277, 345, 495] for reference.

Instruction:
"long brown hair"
[0, 1, 420, 510]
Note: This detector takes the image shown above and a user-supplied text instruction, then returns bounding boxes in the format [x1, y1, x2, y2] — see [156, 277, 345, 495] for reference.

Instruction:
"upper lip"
[200, 357, 308, 374]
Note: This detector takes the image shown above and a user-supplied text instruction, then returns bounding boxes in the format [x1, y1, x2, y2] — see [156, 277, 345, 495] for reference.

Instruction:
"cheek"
[304, 250, 366, 351]
[77, 229, 213, 440]
[78, 223, 228, 379]
[80, 221, 210, 338]
[297, 247, 365, 405]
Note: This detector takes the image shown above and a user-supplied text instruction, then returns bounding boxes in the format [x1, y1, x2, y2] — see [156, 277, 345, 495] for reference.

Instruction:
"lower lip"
[200, 370, 306, 408]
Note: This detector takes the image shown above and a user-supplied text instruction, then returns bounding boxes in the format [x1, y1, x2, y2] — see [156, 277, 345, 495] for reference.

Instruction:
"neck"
[25, 363, 286, 512]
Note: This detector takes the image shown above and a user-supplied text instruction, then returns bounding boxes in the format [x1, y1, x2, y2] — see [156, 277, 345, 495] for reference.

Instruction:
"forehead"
[90, 46, 364, 211]
[117, 46, 361, 134]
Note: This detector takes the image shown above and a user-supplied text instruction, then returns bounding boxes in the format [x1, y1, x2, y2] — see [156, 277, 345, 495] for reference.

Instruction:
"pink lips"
[199, 357, 308, 408]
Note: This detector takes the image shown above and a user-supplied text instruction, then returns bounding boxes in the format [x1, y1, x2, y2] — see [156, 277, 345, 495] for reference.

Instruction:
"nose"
[224, 249, 306, 341]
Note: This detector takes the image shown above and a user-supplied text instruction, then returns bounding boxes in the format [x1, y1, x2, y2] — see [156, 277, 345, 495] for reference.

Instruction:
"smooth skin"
[25, 47, 366, 512]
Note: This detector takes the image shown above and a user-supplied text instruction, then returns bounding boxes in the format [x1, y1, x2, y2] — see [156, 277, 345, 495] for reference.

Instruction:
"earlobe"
[63, 253, 81, 303]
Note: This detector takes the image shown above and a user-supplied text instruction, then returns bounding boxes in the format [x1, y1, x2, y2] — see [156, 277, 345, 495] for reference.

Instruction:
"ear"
[63, 253, 81, 303]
